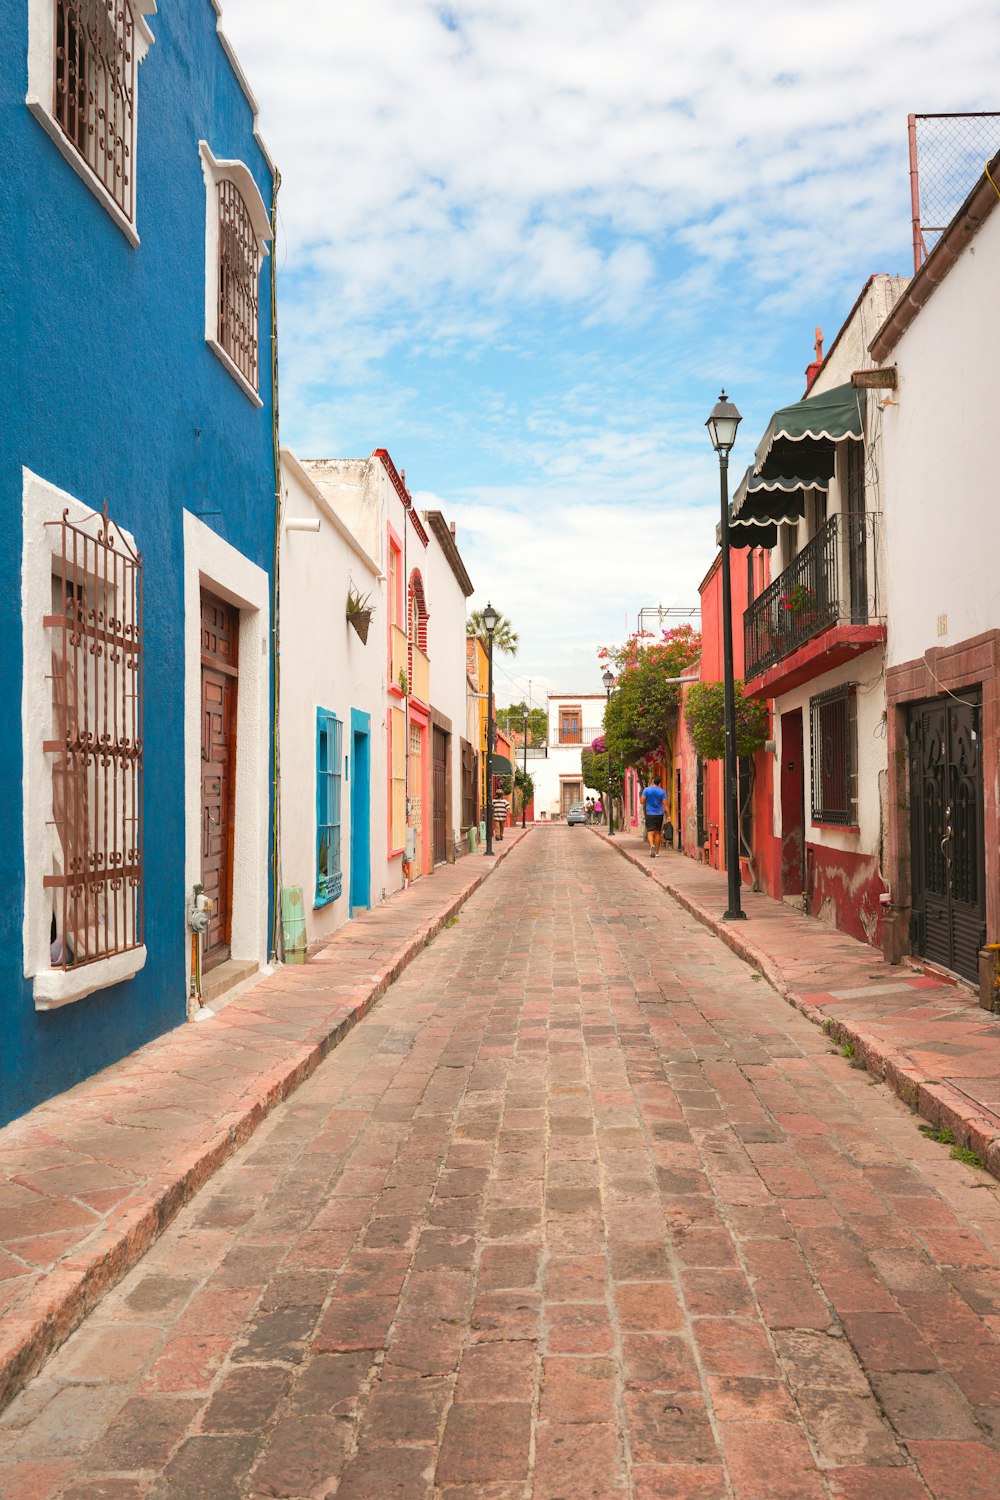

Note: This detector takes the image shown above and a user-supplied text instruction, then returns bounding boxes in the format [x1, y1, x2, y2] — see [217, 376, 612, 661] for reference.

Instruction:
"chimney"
[804, 327, 824, 391]
[449, 521, 456, 537]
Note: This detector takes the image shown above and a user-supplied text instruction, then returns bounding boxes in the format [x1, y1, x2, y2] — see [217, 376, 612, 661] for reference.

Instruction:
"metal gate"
[908, 693, 985, 984]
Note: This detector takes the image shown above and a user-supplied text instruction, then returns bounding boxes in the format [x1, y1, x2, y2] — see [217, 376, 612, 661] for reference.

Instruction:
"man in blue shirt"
[640, 778, 669, 857]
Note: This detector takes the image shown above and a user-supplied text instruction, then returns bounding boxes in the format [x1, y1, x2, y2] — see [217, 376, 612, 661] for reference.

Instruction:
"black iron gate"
[908, 693, 985, 984]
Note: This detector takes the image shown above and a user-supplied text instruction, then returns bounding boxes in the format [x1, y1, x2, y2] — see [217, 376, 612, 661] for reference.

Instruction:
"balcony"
[390, 624, 407, 692]
[744, 513, 885, 698]
[555, 727, 603, 747]
[410, 643, 430, 704]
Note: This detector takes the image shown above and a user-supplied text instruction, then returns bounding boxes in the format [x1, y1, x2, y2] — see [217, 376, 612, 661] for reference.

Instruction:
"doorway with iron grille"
[907, 693, 985, 984]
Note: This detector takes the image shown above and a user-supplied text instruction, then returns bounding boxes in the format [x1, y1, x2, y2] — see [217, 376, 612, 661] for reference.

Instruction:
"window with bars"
[218, 178, 260, 391]
[53, 0, 137, 222]
[45, 504, 143, 969]
[810, 684, 858, 826]
[316, 709, 343, 906]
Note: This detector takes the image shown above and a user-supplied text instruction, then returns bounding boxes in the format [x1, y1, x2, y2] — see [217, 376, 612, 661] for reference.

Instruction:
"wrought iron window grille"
[54, 0, 136, 222]
[44, 502, 143, 969]
[217, 178, 260, 391]
[810, 684, 858, 827]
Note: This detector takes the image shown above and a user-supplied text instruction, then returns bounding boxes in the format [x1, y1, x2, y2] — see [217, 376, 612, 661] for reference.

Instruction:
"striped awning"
[755, 381, 866, 474]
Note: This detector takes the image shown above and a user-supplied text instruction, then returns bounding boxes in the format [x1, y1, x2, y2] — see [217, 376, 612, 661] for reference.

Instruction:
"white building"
[532, 693, 607, 819]
[278, 450, 386, 954]
[737, 277, 905, 948]
[299, 451, 474, 893]
[869, 156, 1000, 989]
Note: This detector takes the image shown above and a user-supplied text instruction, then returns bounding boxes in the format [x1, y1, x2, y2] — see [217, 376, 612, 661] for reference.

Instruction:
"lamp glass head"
[602, 669, 615, 691]
[482, 601, 499, 634]
[706, 391, 742, 454]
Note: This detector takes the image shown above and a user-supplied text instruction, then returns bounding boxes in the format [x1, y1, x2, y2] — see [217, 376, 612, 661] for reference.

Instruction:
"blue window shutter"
[315, 708, 343, 906]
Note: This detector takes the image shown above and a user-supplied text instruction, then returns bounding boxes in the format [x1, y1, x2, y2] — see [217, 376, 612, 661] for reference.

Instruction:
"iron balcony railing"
[744, 512, 882, 681]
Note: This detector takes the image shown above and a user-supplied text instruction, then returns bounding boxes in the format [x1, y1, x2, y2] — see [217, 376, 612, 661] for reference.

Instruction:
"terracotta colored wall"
[804, 844, 885, 949]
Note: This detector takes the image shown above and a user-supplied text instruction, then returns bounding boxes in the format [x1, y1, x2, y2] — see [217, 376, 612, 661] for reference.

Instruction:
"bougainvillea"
[683, 680, 768, 761]
[598, 626, 701, 771]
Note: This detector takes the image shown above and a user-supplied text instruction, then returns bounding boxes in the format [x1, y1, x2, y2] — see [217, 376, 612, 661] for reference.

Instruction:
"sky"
[221, 0, 1000, 707]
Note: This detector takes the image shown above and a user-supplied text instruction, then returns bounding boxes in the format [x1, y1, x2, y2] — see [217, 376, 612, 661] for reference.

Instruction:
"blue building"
[1, 0, 277, 1123]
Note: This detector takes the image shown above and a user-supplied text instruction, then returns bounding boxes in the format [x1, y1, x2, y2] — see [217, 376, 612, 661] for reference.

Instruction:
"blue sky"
[222, 0, 1000, 704]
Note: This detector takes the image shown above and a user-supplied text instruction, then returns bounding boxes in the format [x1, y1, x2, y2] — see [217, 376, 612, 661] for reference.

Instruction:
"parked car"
[566, 802, 588, 826]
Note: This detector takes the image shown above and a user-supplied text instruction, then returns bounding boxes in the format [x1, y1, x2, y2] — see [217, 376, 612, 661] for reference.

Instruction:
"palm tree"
[467, 610, 519, 656]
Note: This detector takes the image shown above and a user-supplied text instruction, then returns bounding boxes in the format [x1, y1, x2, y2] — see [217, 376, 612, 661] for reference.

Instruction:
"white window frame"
[22, 468, 147, 1009]
[25, 0, 157, 246]
[198, 142, 271, 406]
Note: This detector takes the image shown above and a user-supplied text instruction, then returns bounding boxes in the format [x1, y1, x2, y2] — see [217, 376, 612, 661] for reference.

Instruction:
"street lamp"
[706, 391, 746, 921]
[602, 668, 616, 837]
[521, 705, 528, 829]
[482, 601, 499, 855]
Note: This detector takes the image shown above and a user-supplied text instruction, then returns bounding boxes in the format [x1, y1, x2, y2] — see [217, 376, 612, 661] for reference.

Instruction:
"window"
[388, 540, 400, 627]
[27, 0, 154, 242]
[316, 709, 343, 905]
[23, 470, 147, 1008]
[559, 706, 582, 744]
[390, 706, 407, 852]
[810, 685, 857, 826]
[199, 145, 271, 404]
[460, 738, 477, 831]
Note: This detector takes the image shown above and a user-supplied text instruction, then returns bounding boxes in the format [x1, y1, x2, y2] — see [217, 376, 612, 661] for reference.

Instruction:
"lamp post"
[706, 391, 746, 921]
[521, 707, 528, 829]
[602, 669, 616, 836]
[482, 601, 499, 855]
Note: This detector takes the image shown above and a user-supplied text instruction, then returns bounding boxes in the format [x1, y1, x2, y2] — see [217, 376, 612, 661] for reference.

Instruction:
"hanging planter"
[346, 585, 374, 644]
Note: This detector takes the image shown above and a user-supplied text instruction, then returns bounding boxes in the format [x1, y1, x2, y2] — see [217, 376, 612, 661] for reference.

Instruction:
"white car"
[566, 802, 588, 826]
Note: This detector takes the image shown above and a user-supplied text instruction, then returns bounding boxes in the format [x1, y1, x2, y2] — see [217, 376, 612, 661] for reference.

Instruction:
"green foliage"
[581, 745, 610, 797]
[600, 628, 702, 771]
[920, 1124, 956, 1145]
[467, 610, 519, 656]
[950, 1144, 985, 1169]
[497, 703, 548, 742]
[683, 680, 768, 761]
[346, 583, 373, 615]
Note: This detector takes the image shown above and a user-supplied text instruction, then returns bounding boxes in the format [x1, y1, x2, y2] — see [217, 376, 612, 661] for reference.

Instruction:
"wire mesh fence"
[910, 112, 1000, 270]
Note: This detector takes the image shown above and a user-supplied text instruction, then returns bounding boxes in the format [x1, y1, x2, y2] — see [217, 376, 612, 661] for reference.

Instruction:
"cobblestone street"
[3, 828, 1000, 1499]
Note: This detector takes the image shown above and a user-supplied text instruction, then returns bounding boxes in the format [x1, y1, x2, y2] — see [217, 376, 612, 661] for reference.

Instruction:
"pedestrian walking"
[593, 795, 603, 825]
[491, 787, 509, 842]
[586, 797, 595, 824]
[640, 777, 668, 857]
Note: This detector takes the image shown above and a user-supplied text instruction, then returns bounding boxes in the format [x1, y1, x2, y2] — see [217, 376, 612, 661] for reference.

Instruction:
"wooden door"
[433, 727, 448, 865]
[201, 591, 239, 969]
[780, 709, 805, 897]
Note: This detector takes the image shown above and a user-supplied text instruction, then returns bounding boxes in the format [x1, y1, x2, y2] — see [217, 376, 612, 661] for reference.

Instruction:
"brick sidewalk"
[598, 831, 1000, 1182]
[3, 826, 1000, 1498]
[0, 833, 528, 1414]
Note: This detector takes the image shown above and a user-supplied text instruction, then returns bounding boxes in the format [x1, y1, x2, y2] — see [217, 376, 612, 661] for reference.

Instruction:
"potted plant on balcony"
[346, 584, 374, 644]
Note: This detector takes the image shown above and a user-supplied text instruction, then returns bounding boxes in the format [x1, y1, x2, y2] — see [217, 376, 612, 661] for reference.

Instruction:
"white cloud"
[218, 0, 1000, 689]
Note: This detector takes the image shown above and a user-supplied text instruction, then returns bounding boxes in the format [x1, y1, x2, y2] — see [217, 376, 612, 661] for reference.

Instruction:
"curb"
[593, 830, 1000, 1182]
[0, 831, 529, 1413]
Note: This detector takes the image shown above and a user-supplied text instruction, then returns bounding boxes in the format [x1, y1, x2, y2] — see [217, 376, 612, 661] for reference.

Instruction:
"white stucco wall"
[279, 454, 385, 947]
[878, 210, 1000, 667]
[532, 694, 607, 818]
[421, 518, 473, 855]
[769, 655, 886, 862]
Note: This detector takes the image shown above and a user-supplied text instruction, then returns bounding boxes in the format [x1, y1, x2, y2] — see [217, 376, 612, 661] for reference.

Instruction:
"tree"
[496, 703, 548, 742]
[683, 681, 768, 761]
[581, 745, 609, 797]
[599, 626, 702, 772]
[467, 610, 519, 656]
